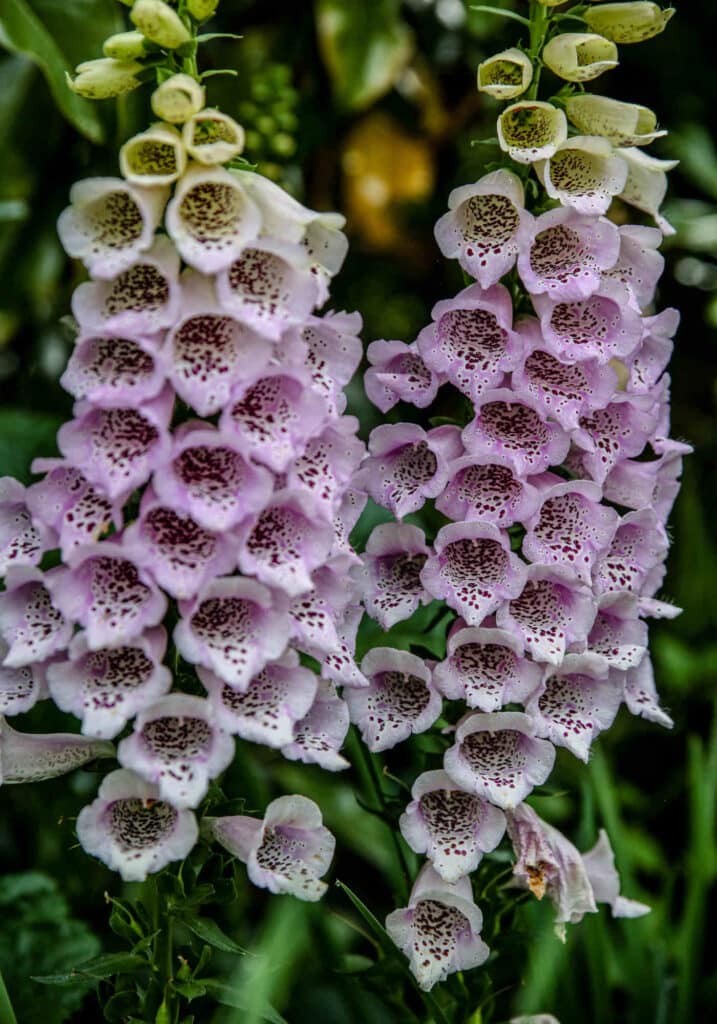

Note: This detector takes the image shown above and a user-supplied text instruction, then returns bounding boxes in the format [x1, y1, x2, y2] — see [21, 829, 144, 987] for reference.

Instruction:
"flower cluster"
[0, 70, 367, 892]
[360, 0, 683, 989]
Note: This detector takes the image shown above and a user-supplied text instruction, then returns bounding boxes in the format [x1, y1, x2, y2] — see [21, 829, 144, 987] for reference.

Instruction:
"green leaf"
[0, 409, 62, 484]
[171, 980, 207, 1001]
[0, 0, 106, 141]
[179, 915, 246, 955]
[316, 0, 414, 111]
[32, 953, 147, 986]
[334, 880, 393, 953]
[202, 981, 288, 1024]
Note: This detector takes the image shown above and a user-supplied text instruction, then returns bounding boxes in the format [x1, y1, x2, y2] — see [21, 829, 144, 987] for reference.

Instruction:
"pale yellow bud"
[120, 123, 187, 186]
[151, 74, 205, 124]
[566, 94, 666, 147]
[477, 48, 533, 100]
[103, 31, 147, 61]
[584, 3, 675, 44]
[182, 109, 245, 165]
[66, 58, 142, 100]
[543, 33, 618, 82]
[131, 0, 191, 50]
[187, 0, 220, 19]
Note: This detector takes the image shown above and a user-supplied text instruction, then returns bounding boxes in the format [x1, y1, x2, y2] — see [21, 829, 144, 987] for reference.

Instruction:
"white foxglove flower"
[542, 33, 619, 83]
[498, 102, 568, 164]
[477, 48, 533, 100]
[566, 94, 666, 147]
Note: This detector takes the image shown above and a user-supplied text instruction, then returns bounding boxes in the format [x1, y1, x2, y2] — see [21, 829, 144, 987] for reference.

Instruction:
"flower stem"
[0, 967, 18, 1024]
[526, 0, 551, 99]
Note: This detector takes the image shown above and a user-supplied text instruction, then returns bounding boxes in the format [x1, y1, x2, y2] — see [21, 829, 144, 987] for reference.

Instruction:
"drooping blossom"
[358, 523, 432, 630]
[433, 626, 543, 711]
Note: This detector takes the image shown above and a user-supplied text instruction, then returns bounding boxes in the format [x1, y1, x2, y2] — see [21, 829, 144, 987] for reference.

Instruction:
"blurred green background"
[0, 1, 715, 1022]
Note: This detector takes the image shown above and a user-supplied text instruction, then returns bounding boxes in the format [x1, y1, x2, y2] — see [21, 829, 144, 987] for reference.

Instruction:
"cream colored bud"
[477, 48, 533, 100]
[66, 58, 143, 100]
[497, 101, 568, 165]
[151, 73, 205, 123]
[120, 124, 187, 186]
[182, 109, 245, 165]
[103, 31, 147, 60]
[619, 148, 678, 234]
[131, 0, 191, 50]
[543, 33, 618, 82]
[187, 0, 220, 19]
[584, 3, 675, 44]
[566, 94, 666, 147]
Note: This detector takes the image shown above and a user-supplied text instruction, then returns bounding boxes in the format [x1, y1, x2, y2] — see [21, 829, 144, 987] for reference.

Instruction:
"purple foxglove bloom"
[175, 576, 291, 690]
[511, 326, 618, 431]
[220, 367, 329, 473]
[602, 437, 691, 521]
[164, 164, 261, 273]
[152, 424, 273, 533]
[585, 595, 648, 673]
[462, 389, 570, 476]
[0, 717, 113, 784]
[26, 460, 122, 558]
[517, 208, 620, 302]
[117, 694, 234, 808]
[215, 239, 320, 341]
[358, 423, 461, 519]
[535, 136, 628, 216]
[123, 489, 236, 600]
[497, 564, 597, 665]
[0, 639, 48, 715]
[60, 332, 168, 407]
[602, 225, 665, 309]
[358, 523, 431, 630]
[420, 521, 528, 626]
[199, 649, 317, 748]
[399, 769, 506, 881]
[532, 280, 643, 365]
[281, 679, 350, 771]
[436, 454, 540, 528]
[522, 480, 618, 584]
[318, 604, 369, 690]
[433, 169, 534, 287]
[57, 177, 166, 278]
[76, 768, 199, 882]
[624, 653, 673, 729]
[626, 308, 678, 395]
[386, 864, 490, 990]
[525, 653, 622, 762]
[286, 311, 363, 417]
[206, 793, 335, 901]
[593, 508, 669, 599]
[433, 627, 544, 711]
[288, 561, 354, 656]
[46, 627, 172, 739]
[0, 477, 50, 572]
[333, 487, 368, 559]
[71, 236, 181, 336]
[582, 829, 650, 919]
[415, 283, 522, 401]
[345, 648, 442, 752]
[444, 711, 555, 809]
[571, 394, 660, 484]
[46, 542, 167, 649]
[286, 416, 366, 515]
[237, 491, 334, 598]
[364, 340, 439, 413]
[0, 567, 72, 667]
[164, 272, 272, 418]
[57, 387, 173, 499]
[506, 803, 597, 928]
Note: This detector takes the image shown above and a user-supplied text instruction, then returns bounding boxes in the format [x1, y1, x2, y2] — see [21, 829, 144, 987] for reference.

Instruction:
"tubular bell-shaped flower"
[477, 48, 533, 100]
[518, 207, 620, 301]
[0, 478, 50, 573]
[583, 3, 675, 44]
[0, 567, 72, 667]
[433, 627, 544, 711]
[462, 389, 570, 475]
[536, 136, 628, 216]
[497, 102, 568, 164]
[182, 109, 245, 165]
[120, 124, 187, 187]
[566, 94, 666, 147]
[0, 717, 114, 784]
[206, 794, 335, 901]
[358, 523, 432, 630]
[542, 33, 619, 82]
[618, 148, 678, 234]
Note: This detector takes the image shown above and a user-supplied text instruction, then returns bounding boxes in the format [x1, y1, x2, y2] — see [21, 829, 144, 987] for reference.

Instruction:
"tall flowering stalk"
[359, 0, 686, 1002]
[0, 1, 368, 1017]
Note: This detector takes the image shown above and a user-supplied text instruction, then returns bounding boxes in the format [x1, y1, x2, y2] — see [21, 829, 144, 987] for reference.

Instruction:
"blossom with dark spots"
[436, 453, 540, 527]
[0, 716, 114, 785]
[0, 477, 51, 574]
[0, 567, 72, 667]
[26, 460, 122, 559]
[433, 626, 544, 711]
[364, 339, 439, 413]
[285, 310, 363, 417]
[61, 332, 169, 408]
[532, 279, 642, 366]
[281, 679, 351, 771]
[462, 388, 570, 476]
[358, 523, 432, 630]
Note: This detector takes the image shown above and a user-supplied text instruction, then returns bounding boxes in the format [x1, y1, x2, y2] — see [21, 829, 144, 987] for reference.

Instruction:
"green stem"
[0, 966, 18, 1024]
[526, 0, 550, 100]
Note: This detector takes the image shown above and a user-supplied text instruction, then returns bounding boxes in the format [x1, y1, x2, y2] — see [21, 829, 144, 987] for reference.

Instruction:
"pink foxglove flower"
[433, 626, 544, 711]
[462, 389, 570, 476]
[364, 340, 439, 413]
[77, 768, 198, 881]
[386, 864, 490, 991]
[358, 523, 432, 630]
[0, 716, 113, 784]
[61, 332, 169, 408]
[206, 794, 335, 901]
[26, 460, 121, 558]
[517, 208, 619, 301]
[0, 478, 50, 573]
[0, 567, 72, 667]
[0, 640, 48, 716]
[436, 453, 540, 527]
[281, 679, 350, 771]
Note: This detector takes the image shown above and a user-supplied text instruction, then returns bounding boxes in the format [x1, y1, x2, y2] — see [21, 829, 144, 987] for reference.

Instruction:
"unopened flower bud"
[543, 32, 619, 82]
[584, 3, 675, 44]
[183, 109, 245, 164]
[566, 94, 666, 147]
[103, 31, 147, 61]
[131, 0, 192, 50]
[151, 73, 205, 123]
[66, 58, 143, 100]
[477, 48, 533, 100]
[187, 0, 220, 19]
[120, 123, 187, 186]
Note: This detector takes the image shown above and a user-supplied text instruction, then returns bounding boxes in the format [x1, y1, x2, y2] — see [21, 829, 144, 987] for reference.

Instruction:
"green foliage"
[0, 872, 100, 1023]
